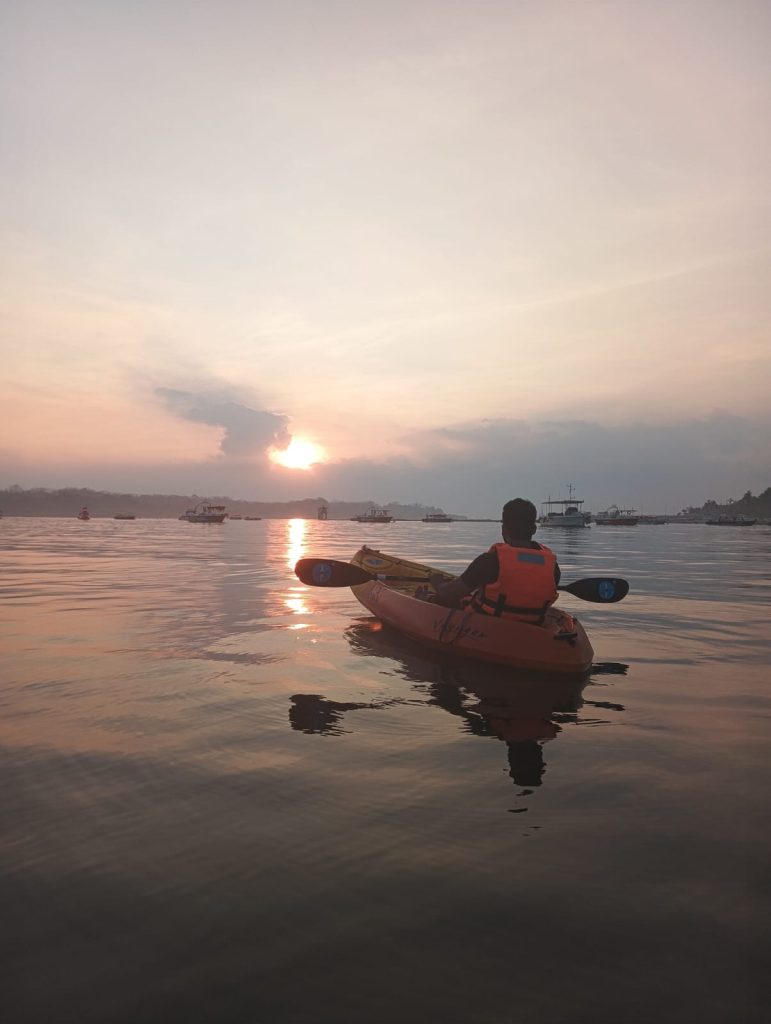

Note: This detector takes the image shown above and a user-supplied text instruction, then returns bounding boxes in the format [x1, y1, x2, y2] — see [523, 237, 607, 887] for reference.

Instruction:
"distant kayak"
[349, 547, 594, 675]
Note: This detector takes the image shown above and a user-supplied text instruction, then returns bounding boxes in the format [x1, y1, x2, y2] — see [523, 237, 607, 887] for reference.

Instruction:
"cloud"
[155, 386, 290, 457]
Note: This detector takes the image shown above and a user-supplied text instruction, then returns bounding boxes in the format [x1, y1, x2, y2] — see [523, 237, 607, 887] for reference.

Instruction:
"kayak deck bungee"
[349, 547, 594, 675]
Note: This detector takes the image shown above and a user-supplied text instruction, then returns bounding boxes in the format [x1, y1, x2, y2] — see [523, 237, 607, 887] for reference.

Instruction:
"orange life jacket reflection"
[466, 542, 558, 622]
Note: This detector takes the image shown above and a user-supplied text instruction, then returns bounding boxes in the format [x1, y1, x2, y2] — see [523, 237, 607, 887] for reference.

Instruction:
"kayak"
[349, 546, 594, 675]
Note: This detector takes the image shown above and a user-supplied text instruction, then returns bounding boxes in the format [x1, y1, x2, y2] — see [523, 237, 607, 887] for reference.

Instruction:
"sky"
[2, 0, 769, 516]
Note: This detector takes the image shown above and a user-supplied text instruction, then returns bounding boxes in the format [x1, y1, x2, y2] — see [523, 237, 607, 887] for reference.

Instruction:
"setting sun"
[269, 438, 327, 471]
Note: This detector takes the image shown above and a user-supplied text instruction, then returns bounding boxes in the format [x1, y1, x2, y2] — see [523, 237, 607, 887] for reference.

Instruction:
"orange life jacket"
[467, 542, 558, 622]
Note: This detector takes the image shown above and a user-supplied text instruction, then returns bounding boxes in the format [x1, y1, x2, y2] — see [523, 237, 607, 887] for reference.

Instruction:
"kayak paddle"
[295, 558, 433, 588]
[559, 577, 628, 603]
[294, 558, 629, 603]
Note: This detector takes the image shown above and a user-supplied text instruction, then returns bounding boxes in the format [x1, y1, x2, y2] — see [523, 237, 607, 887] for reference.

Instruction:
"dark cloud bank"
[317, 412, 769, 513]
[7, 411, 768, 516]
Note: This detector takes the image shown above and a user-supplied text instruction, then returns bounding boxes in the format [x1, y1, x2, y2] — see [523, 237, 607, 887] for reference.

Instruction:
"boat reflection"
[290, 619, 627, 790]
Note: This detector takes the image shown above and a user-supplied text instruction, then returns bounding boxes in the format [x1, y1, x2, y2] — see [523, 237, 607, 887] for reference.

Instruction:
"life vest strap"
[470, 592, 550, 621]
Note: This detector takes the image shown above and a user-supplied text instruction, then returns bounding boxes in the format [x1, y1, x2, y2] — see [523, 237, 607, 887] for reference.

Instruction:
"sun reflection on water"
[285, 519, 311, 618]
[285, 595, 309, 617]
[286, 518, 306, 570]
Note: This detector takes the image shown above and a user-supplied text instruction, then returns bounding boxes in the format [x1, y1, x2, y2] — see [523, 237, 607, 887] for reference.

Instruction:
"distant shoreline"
[1, 517, 507, 522]
[2, 485, 768, 522]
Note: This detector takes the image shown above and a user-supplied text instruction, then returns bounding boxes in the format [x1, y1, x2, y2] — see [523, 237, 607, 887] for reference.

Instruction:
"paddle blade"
[295, 558, 374, 588]
[560, 577, 629, 603]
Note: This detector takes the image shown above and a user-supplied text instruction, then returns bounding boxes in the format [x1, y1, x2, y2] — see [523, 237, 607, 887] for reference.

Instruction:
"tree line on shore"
[699, 488, 771, 518]
[0, 486, 453, 521]
[2, 484, 769, 519]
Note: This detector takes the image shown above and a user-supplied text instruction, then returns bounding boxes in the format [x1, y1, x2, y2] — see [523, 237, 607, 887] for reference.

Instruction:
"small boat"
[244, 516, 262, 521]
[228, 514, 243, 520]
[348, 547, 594, 674]
[77, 507, 90, 521]
[422, 512, 454, 523]
[538, 485, 590, 528]
[351, 507, 394, 524]
[595, 505, 639, 526]
[706, 514, 756, 526]
[114, 513, 136, 520]
[179, 501, 228, 523]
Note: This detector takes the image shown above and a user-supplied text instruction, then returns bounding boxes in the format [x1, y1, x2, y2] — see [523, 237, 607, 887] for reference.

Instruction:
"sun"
[269, 437, 327, 470]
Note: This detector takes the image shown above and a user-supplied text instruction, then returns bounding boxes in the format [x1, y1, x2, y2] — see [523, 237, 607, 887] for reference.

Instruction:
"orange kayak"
[350, 547, 594, 675]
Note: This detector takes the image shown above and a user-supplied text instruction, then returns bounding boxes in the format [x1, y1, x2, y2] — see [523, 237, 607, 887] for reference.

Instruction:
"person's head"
[501, 498, 537, 542]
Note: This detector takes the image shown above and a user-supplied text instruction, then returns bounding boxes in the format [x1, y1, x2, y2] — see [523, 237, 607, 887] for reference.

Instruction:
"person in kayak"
[429, 498, 560, 623]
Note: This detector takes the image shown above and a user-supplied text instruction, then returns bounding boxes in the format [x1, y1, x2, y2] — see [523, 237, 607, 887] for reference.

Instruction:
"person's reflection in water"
[508, 743, 546, 788]
[493, 717, 556, 788]
[423, 676, 564, 788]
[287, 620, 626, 794]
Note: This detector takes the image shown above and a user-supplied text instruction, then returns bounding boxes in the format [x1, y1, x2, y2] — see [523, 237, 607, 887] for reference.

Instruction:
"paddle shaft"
[294, 558, 628, 602]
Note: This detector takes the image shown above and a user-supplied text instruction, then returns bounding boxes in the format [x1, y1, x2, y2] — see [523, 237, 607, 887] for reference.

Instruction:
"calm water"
[2, 517, 769, 1023]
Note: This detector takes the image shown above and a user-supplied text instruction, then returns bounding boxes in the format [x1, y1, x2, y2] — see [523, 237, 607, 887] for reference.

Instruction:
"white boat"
[595, 505, 639, 526]
[180, 501, 228, 523]
[351, 506, 394, 523]
[538, 486, 590, 528]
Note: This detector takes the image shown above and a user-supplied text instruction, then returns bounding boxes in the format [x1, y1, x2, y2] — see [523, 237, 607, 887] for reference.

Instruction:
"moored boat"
[351, 506, 394, 523]
[77, 507, 90, 521]
[595, 505, 639, 526]
[179, 501, 228, 523]
[538, 485, 590, 528]
[348, 547, 594, 674]
[706, 514, 756, 526]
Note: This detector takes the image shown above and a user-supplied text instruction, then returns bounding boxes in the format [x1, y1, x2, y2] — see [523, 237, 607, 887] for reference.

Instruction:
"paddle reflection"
[290, 619, 627, 790]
